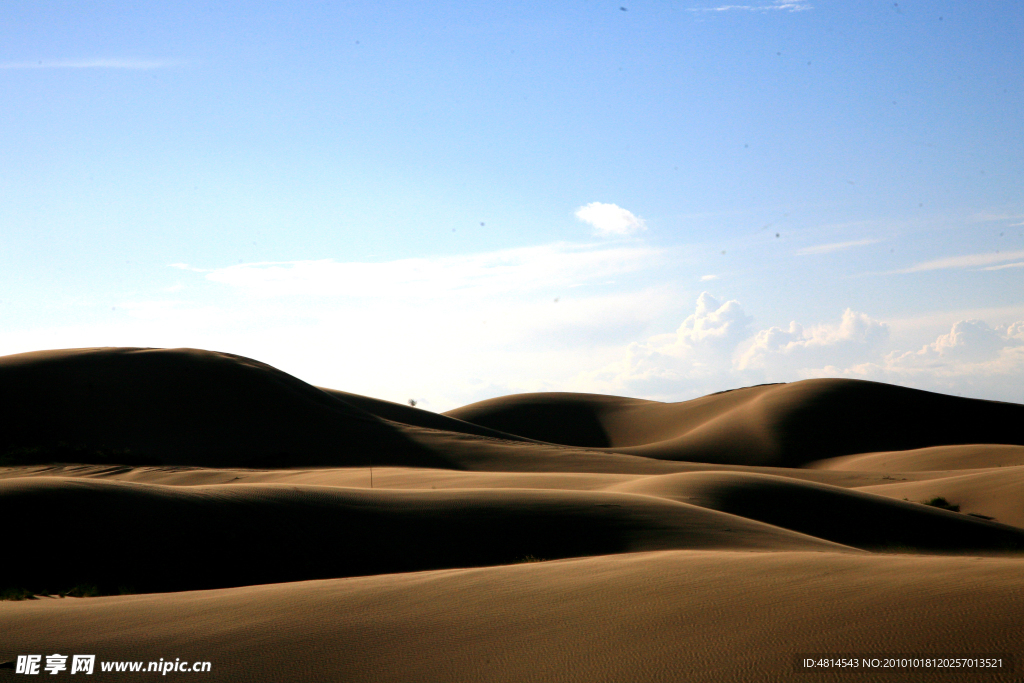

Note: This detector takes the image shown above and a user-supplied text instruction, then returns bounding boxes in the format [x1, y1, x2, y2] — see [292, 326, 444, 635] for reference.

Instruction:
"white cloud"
[967, 212, 1024, 223]
[740, 316, 1024, 403]
[836, 320, 1024, 403]
[983, 261, 1024, 271]
[886, 320, 1021, 367]
[736, 309, 889, 374]
[203, 243, 662, 299]
[796, 238, 880, 256]
[580, 299, 1024, 405]
[689, 1, 811, 12]
[575, 202, 647, 237]
[67, 242, 667, 411]
[700, 274, 719, 281]
[678, 293, 753, 348]
[892, 250, 1024, 274]
[8, 260, 1024, 409]
[577, 292, 753, 398]
[0, 59, 185, 70]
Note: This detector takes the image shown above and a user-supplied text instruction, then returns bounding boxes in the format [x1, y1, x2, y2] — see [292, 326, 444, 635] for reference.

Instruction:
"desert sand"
[3, 347, 1024, 681]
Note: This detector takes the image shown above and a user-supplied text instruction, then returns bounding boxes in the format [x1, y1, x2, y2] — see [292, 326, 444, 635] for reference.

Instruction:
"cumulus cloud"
[747, 317, 1024, 404]
[578, 292, 753, 397]
[579, 298, 900, 400]
[581, 297, 1024, 404]
[737, 309, 889, 372]
[575, 202, 647, 237]
[886, 320, 1023, 368]
[822, 320, 1024, 403]
[677, 293, 753, 348]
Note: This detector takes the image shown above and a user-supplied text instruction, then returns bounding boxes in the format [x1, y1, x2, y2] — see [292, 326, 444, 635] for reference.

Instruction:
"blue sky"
[2, 0, 1023, 409]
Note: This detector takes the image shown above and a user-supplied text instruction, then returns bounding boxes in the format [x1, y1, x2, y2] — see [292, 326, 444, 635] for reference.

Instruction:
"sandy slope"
[808, 444, 1024, 472]
[2, 346, 1024, 682]
[1, 476, 850, 594]
[608, 470, 1024, 552]
[3, 551, 1023, 682]
[857, 466, 1024, 529]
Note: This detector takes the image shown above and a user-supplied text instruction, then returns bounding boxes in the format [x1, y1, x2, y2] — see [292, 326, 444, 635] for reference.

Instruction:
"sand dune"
[447, 380, 1024, 466]
[2, 346, 1024, 682]
[0, 348, 447, 469]
[2, 461, 953, 493]
[4, 552, 1024, 682]
[319, 386, 540, 443]
[858, 466, 1024, 529]
[809, 444, 1024, 472]
[1, 476, 850, 595]
[608, 470, 1024, 552]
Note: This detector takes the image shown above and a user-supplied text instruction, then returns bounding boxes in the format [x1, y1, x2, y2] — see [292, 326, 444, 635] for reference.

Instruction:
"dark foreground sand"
[2, 347, 1024, 681]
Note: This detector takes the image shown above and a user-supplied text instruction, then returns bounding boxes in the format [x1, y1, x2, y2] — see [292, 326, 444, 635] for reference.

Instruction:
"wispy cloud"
[797, 238, 880, 256]
[967, 212, 1024, 224]
[700, 274, 719, 281]
[0, 58, 187, 70]
[893, 250, 1024, 274]
[982, 261, 1024, 272]
[196, 242, 663, 299]
[689, 1, 811, 12]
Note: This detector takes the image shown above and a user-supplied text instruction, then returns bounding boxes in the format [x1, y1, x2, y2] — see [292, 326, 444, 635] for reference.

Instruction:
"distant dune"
[0, 348, 445, 469]
[2, 347, 1023, 682]
[446, 381, 1024, 466]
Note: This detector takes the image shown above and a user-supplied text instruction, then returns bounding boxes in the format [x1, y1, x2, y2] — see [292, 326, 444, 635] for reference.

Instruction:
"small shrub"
[62, 584, 100, 598]
[0, 442, 156, 467]
[0, 583, 133, 600]
[0, 587, 37, 601]
[877, 543, 914, 554]
[922, 496, 960, 512]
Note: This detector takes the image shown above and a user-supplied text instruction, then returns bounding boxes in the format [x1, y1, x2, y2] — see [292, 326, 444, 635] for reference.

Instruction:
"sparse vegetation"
[922, 497, 960, 512]
[0, 587, 37, 601]
[0, 442, 157, 467]
[517, 555, 544, 563]
[877, 543, 915, 554]
[1, 583, 132, 601]
[63, 583, 101, 598]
